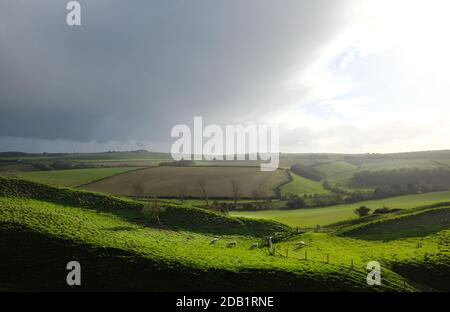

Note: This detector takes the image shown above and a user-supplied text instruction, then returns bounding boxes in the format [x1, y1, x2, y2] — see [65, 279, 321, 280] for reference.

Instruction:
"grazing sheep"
[250, 242, 259, 250]
[210, 237, 220, 244]
[297, 241, 306, 248]
[227, 240, 237, 247]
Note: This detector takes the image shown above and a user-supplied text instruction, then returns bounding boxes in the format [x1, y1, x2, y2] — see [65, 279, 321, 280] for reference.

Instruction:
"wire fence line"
[270, 246, 412, 291]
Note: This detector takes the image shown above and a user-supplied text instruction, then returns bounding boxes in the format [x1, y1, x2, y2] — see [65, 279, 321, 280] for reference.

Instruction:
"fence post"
[305, 250, 307, 260]
[267, 236, 274, 256]
[327, 254, 329, 264]
[286, 248, 289, 258]
[351, 259, 354, 269]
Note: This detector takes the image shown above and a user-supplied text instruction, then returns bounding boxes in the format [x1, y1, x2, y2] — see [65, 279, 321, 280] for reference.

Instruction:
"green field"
[314, 161, 358, 178]
[231, 191, 450, 227]
[17, 167, 142, 187]
[360, 159, 441, 171]
[281, 172, 329, 196]
[3, 177, 448, 291]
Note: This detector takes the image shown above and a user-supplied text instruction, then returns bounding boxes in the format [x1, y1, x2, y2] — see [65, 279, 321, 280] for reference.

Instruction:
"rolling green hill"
[0, 177, 288, 236]
[337, 205, 450, 241]
[3, 177, 442, 291]
[331, 206, 450, 290]
[281, 172, 329, 196]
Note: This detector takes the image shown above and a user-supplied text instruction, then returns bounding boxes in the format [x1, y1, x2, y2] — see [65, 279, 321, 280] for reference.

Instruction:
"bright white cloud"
[273, 0, 450, 153]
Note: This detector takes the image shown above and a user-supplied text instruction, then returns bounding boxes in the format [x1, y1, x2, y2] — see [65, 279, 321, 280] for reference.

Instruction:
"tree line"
[351, 168, 450, 188]
[290, 164, 323, 181]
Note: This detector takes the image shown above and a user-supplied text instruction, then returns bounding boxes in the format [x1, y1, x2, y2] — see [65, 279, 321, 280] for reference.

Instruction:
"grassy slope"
[333, 206, 450, 290]
[231, 191, 450, 227]
[0, 177, 422, 291]
[16, 167, 142, 187]
[1, 197, 423, 291]
[0, 177, 288, 237]
[337, 206, 450, 241]
[0, 197, 403, 292]
[281, 172, 329, 196]
[314, 161, 358, 178]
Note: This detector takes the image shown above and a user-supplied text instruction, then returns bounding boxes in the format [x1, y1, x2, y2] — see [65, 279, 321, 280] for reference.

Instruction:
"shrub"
[373, 207, 402, 214]
[285, 196, 306, 209]
[142, 198, 166, 224]
[354, 206, 371, 217]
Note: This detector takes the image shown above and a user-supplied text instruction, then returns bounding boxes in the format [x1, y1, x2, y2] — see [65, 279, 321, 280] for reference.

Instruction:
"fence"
[269, 246, 413, 291]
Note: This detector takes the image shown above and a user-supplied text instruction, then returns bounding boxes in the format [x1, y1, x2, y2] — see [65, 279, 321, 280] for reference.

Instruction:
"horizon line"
[1, 148, 450, 157]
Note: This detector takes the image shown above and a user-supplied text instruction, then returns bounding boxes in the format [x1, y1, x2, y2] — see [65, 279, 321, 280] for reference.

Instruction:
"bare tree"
[255, 186, 273, 209]
[197, 179, 209, 207]
[257, 186, 269, 209]
[142, 196, 166, 225]
[178, 185, 187, 205]
[212, 200, 220, 212]
[252, 189, 261, 208]
[231, 180, 242, 210]
[264, 198, 273, 210]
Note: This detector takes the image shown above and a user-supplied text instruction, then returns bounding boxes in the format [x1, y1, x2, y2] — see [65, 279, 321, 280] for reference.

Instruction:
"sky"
[1, 0, 449, 154]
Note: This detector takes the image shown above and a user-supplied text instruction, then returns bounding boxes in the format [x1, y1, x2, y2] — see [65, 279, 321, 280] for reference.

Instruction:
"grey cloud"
[0, 0, 356, 151]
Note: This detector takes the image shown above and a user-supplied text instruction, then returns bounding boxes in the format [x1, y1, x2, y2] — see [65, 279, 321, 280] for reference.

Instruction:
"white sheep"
[210, 237, 220, 244]
[298, 241, 306, 247]
[250, 242, 259, 250]
[227, 240, 237, 247]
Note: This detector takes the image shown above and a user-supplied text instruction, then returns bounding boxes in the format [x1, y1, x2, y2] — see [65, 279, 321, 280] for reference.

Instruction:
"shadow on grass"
[344, 208, 450, 241]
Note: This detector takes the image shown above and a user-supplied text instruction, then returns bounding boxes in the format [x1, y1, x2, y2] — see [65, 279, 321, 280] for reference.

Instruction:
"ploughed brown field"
[81, 166, 290, 198]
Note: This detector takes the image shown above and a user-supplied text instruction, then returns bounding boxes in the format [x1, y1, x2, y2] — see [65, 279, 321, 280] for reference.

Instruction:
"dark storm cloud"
[0, 0, 354, 150]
